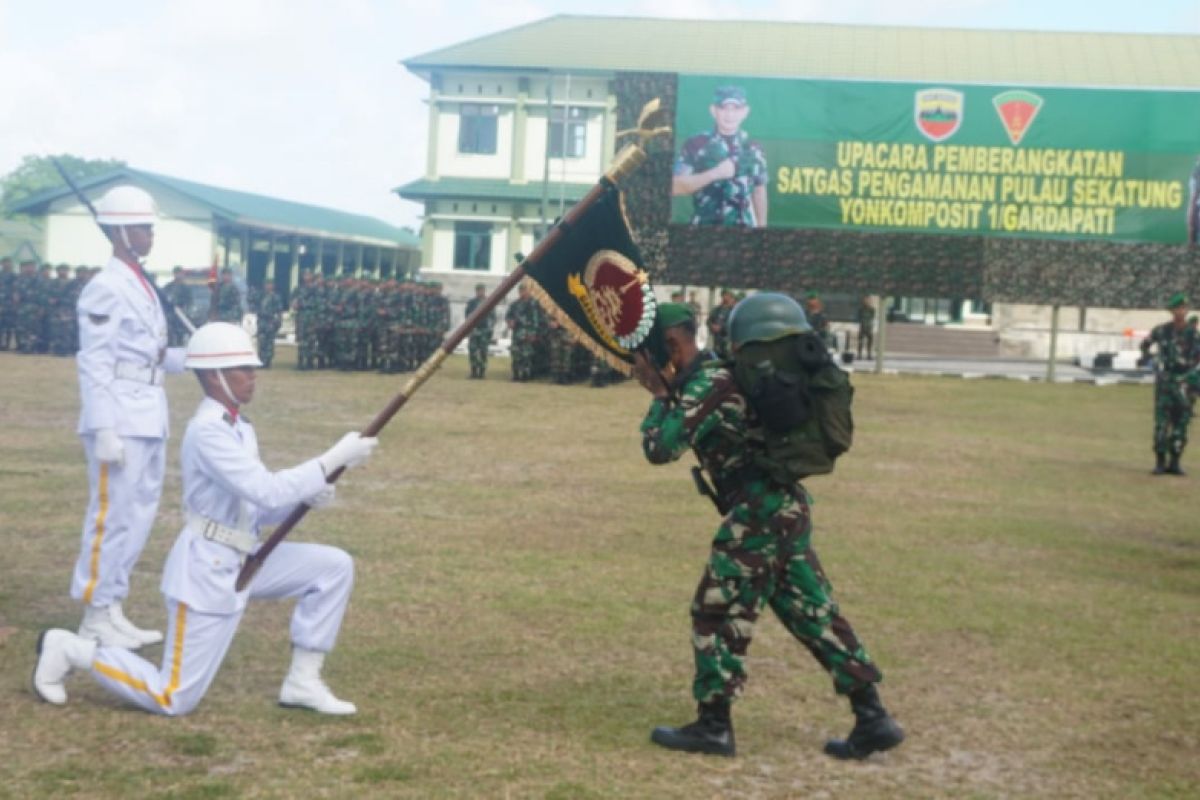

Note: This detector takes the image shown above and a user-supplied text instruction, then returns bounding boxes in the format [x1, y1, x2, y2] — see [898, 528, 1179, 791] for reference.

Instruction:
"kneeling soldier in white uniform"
[35, 322, 378, 715]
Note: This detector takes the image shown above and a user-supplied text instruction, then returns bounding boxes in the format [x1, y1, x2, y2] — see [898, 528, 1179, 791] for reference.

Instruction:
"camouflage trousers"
[333, 321, 360, 370]
[296, 318, 319, 369]
[49, 312, 77, 356]
[549, 333, 573, 383]
[690, 482, 881, 704]
[511, 336, 537, 381]
[15, 308, 41, 353]
[468, 332, 489, 377]
[0, 312, 12, 349]
[257, 325, 279, 368]
[1153, 374, 1198, 455]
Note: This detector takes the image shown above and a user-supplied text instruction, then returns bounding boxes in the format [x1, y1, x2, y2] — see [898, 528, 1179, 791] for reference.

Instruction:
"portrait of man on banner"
[672, 85, 769, 228]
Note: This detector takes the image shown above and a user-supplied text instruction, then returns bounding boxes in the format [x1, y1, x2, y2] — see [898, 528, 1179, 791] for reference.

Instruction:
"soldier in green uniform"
[634, 300, 902, 760]
[216, 267, 243, 324]
[0, 257, 15, 351]
[14, 260, 41, 353]
[66, 266, 90, 353]
[465, 282, 494, 379]
[705, 289, 736, 359]
[856, 296, 876, 360]
[255, 279, 284, 368]
[292, 270, 319, 370]
[35, 263, 54, 353]
[673, 86, 768, 228]
[1140, 292, 1200, 475]
[162, 266, 193, 346]
[330, 275, 359, 370]
[505, 282, 541, 382]
[47, 264, 76, 356]
[547, 317, 574, 384]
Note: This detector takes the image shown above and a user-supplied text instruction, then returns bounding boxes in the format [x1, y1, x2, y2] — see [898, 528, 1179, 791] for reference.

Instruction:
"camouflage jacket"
[465, 296, 495, 339]
[506, 297, 542, 341]
[675, 128, 767, 226]
[257, 291, 284, 328]
[640, 357, 758, 490]
[216, 283, 242, 322]
[1142, 321, 1200, 376]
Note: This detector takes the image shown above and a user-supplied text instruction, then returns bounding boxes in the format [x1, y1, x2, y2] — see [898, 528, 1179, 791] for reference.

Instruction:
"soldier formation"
[0, 257, 97, 356]
[292, 271, 450, 374]
[506, 280, 625, 387]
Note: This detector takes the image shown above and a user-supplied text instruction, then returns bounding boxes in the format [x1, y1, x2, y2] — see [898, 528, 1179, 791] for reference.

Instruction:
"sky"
[1, 0, 1197, 232]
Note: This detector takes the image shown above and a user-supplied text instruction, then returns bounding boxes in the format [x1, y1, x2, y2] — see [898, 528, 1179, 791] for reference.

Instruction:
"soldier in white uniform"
[35, 322, 378, 715]
[72, 185, 185, 650]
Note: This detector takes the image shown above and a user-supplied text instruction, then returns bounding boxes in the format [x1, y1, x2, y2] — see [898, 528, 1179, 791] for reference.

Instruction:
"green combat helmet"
[728, 292, 811, 350]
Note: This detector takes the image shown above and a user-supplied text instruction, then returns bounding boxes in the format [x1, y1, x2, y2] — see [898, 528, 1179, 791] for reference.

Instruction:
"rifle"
[235, 99, 669, 591]
[51, 159, 195, 334]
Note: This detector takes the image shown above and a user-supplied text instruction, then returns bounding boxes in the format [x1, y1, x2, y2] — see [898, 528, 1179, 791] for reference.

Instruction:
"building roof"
[395, 176, 592, 204]
[404, 14, 1200, 90]
[9, 167, 419, 249]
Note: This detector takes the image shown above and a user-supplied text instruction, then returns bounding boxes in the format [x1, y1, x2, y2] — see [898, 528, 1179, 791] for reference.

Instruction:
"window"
[548, 107, 587, 158]
[458, 104, 499, 154]
[453, 222, 492, 271]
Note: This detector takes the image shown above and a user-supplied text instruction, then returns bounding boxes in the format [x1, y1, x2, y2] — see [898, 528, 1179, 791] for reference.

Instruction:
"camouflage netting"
[612, 72, 1200, 309]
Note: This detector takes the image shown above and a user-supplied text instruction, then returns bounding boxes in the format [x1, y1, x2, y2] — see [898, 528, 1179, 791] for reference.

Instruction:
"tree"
[1, 154, 126, 214]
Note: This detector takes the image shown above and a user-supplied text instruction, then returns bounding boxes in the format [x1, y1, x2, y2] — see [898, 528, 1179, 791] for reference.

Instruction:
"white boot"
[110, 602, 164, 647]
[78, 605, 142, 650]
[33, 629, 97, 705]
[278, 648, 356, 715]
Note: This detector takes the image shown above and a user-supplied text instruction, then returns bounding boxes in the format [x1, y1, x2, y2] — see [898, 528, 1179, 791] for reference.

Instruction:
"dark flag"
[525, 186, 667, 373]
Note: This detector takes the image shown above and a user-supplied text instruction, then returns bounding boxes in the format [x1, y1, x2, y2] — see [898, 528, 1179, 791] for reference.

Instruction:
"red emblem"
[568, 251, 655, 353]
[992, 90, 1043, 146]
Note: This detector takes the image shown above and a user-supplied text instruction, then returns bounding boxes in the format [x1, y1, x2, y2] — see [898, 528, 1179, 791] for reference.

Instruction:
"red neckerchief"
[118, 255, 156, 303]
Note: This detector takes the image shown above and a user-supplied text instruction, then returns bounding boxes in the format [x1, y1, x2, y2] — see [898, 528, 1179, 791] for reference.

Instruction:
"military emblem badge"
[914, 88, 964, 142]
[567, 251, 656, 354]
[992, 90, 1043, 146]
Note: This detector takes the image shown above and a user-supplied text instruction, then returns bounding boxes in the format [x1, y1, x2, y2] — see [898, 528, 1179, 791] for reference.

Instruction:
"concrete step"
[882, 323, 1001, 357]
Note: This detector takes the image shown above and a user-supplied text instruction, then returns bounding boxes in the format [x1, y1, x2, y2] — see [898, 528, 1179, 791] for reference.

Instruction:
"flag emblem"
[914, 88, 964, 142]
[992, 90, 1043, 146]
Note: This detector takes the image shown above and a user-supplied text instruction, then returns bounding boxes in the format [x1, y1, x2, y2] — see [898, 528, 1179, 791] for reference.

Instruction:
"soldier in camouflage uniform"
[464, 282, 494, 379]
[1140, 292, 1200, 475]
[0, 257, 15, 350]
[14, 260, 42, 353]
[162, 267, 192, 346]
[216, 267, 243, 324]
[505, 282, 540, 381]
[330, 276, 359, 370]
[635, 300, 901, 760]
[547, 317, 574, 384]
[673, 86, 768, 228]
[705, 289, 736, 359]
[35, 263, 54, 353]
[47, 264, 76, 356]
[805, 292, 833, 349]
[856, 296, 877, 360]
[292, 270, 320, 370]
[255, 279, 284, 368]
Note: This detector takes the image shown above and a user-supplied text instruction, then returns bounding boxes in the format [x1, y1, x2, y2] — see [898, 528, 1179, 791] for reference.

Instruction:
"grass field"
[0, 347, 1197, 799]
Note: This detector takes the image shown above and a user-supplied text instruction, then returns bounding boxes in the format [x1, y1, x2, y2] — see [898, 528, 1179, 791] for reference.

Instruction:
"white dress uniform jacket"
[76, 255, 186, 437]
[162, 397, 328, 614]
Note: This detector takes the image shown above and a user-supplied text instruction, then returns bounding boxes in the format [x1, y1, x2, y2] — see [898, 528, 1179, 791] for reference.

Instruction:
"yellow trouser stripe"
[93, 603, 188, 709]
[82, 463, 110, 605]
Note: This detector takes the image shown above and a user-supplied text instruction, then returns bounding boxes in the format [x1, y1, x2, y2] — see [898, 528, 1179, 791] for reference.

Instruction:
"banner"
[671, 75, 1200, 244]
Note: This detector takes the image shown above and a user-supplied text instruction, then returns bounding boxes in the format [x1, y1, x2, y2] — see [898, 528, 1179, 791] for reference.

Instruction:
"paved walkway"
[848, 354, 1153, 385]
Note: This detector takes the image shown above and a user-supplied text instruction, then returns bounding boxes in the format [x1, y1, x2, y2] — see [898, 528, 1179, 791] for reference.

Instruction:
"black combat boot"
[1153, 452, 1167, 475]
[824, 684, 905, 760]
[651, 699, 736, 757]
[1167, 453, 1186, 476]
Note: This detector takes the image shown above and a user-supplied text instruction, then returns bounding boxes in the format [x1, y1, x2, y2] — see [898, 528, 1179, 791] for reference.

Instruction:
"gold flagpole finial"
[608, 98, 673, 184]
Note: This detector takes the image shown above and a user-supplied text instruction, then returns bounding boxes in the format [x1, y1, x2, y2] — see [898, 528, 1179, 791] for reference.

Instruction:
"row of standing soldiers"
[503, 281, 625, 386]
[291, 271, 450, 373]
[0, 258, 96, 355]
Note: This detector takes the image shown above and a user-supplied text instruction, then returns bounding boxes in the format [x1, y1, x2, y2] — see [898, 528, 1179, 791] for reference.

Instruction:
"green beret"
[805, 290, 820, 300]
[1166, 292, 1188, 309]
[657, 302, 694, 329]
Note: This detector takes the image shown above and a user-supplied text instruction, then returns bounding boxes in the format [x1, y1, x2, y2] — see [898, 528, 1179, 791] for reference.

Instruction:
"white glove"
[94, 428, 125, 467]
[308, 484, 336, 509]
[318, 432, 379, 475]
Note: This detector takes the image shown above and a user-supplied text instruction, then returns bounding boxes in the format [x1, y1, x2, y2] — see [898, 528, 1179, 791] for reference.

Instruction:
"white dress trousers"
[87, 397, 353, 715]
[71, 255, 185, 607]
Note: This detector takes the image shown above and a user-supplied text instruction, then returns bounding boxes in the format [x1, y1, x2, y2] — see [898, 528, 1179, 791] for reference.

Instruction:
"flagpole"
[235, 123, 660, 591]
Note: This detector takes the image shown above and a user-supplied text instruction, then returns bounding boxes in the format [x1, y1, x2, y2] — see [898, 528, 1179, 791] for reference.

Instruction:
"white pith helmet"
[95, 185, 158, 226]
[185, 322, 263, 369]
